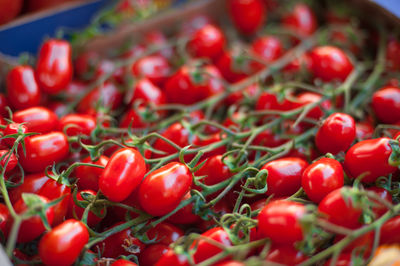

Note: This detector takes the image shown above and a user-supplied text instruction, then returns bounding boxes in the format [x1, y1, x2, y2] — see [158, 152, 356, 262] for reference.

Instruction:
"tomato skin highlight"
[39, 219, 89, 266]
[36, 39, 73, 94]
[315, 113, 356, 154]
[258, 200, 305, 244]
[344, 138, 397, 183]
[6, 65, 41, 110]
[99, 148, 146, 202]
[139, 162, 192, 216]
[302, 158, 344, 203]
[18, 132, 69, 173]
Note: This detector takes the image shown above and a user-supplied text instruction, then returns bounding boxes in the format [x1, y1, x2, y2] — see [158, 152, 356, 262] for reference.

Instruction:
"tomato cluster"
[1, 0, 400, 265]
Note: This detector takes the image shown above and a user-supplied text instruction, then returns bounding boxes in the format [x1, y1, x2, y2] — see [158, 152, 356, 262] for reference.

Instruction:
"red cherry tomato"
[39, 219, 89, 266]
[167, 192, 201, 224]
[386, 39, 400, 71]
[250, 36, 283, 71]
[318, 187, 363, 229]
[256, 92, 296, 113]
[146, 222, 184, 245]
[18, 132, 69, 173]
[302, 158, 344, 203]
[195, 155, 232, 187]
[309, 46, 354, 82]
[67, 190, 102, 227]
[129, 78, 166, 107]
[139, 244, 169, 266]
[155, 249, 189, 266]
[344, 138, 397, 183]
[119, 108, 147, 129]
[372, 86, 400, 124]
[0, 203, 10, 236]
[228, 0, 266, 35]
[95, 223, 145, 258]
[265, 244, 307, 265]
[187, 24, 226, 60]
[355, 122, 374, 140]
[0, 150, 17, 173]
[380, 215, 400, 244]
[58, 114, 96, 137]
[13, 107, 58, 134]
[75, 155, 108, 191]
[112, 259, 138, 266]
[215, 49, 251, 83]
[6, 66, 41, 109]
[296, 92, 332, 120]
[315, 113, 356, 154]
[261, 157, 308, 197]
[153, 123, 189, 158]
[132, 55, 171, 87]
[258, 200, 305, 244]
[38, 179, 71, 225]
[36, 39, 72, 94]
[0, 93, 9, 116]
[9, 172, 49, 203]
[3, 123, 28, 148]
[99, 148, 146, 202]
[139, 162, 192, 216]
[191, 227, 232, 264]
[12, 195, 54, 243]
[282, 3, 317, 38]
[367, 187, 393, 217]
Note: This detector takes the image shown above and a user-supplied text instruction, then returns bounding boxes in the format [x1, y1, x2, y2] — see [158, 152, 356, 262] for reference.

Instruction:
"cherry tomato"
[228, 0, 266, 35]
[67, 190, 102, 227]
[302, 157, 344, 203]
[256, 92, 296, 112]
[0, 150, 17, 173]
[355, 121, 374, 140]
[38, 179, 71, 225]
[296, 92, 332, 120]
[0, 203, 10, 236]
[146, 222, 184, 245]
[309, 46, 354, 82]
[344, 138, 397, 183]
[380, 215, 400, 244]
[95, 223, 145, 258]
[112, 259, 138, 266]
[129, 78, 166, 107]
[0, 93, 9, 116]
[9, 172, 49, 203]
[215, 49, 251, 83]
[99, 148, 146, 202]
[167, 192, 201, 224]
[36, 39, 72, 94]
[6, 65, 41, 109]
[372, 86, 400, 124]
[250, 36, 283, 71]
[282, 3, 317, 37]
[119, 108, 147, 129]
[58, 113, 96, 138]
[187, 24, 226, 60]
[318, 187, 363, 229]
[18, 132, 69, 173]
[75, 155, 108, 191]
[132, 55, 171, 86]
[315, 113, 356, 154]
[139, 162, 192, 216]
[195, 155, 232, 187]
[265, 244, 307, 265]
[13, 107, 58, 134]
[226, 83, 260, 105]
[139, 244, 169, 266]
[153, 123, 189, 158]
[261, 157, 308, 197]
[258, 200, 305, 244]
[191, 227, 232, 264]
[39, 219, 89, 266]
[155, 249, 189, 266]
[367, 187, 393, 217]
[12, 195, 54, 243]
[386, 39, 400, 71]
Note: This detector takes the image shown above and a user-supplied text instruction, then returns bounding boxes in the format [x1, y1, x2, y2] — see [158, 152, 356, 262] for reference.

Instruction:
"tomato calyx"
[389, 139, 400, 167]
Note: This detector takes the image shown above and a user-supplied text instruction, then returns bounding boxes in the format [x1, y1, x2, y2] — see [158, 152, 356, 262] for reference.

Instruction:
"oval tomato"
[187, 24, 226, 60]
[228, 0, 266, 35]
[372, 86, 400, 124]
[13, 107, 58, 134]
[75, 155, 108, 191]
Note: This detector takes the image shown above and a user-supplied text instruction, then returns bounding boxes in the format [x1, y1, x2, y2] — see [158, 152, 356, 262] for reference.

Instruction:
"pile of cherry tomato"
[2, 0, 400, 265]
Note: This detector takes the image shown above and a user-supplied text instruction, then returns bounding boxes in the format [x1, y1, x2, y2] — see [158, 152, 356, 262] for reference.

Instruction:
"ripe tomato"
[256, 92, 296, 112]
[296, 92, 332, 120]
[195, 155, 232, 187]
[9, 172, 49, 203]
[58, 114, 96, 137]
[119, 108, 147, 129]
[250, 36, 283, 71]
[39, 219, 89, 266]
[139, 244, 169, 266]
[132, 55, 171, 87]
[67, 190, 102, 227]
[167, 192, 201, 224]
[112, 259, 138, 266]
[355, 122, 374, 140]
[146, 222, 184, 245]
[99, 148, 146, 202]
[309, 46, 354, 82]
[128, 78, 166, 107]
[6, 65, 41, 109]
[95, 223, 145, 258]
[13, 107, 59, 134]
[261, 157, 308, 197]
[367, 187, 393, 217]
[380, 215, 400, 244]
[302, 158, 344, 203]
[38, 179, 71, 225]
[265, 244, 307, 265]
[344, 138, 397, 183]
[315, 113, 356, 154]
[139, 162, 192, 216]
[258, 200, 305, 244]
[187, 24, 226, 60]
[282, 3, 317, 37]
[75, 155, 108, 191]
[228, 0, 266, 35]
[318, 187, 363, 229]
[372, 86, 400, 124]
[18, 132, 69, 173]
[0, 150, 17, 173]
[12, 195, 54, 243]
[191, 227, 232, 264]
[155, 249, 189, 266]
[36, 39, 72, 94]
[152, 123, 189, 158]
[386, 39, 400, 71]
[215, 49, 251, 83]
[0, 203, 9, 236]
